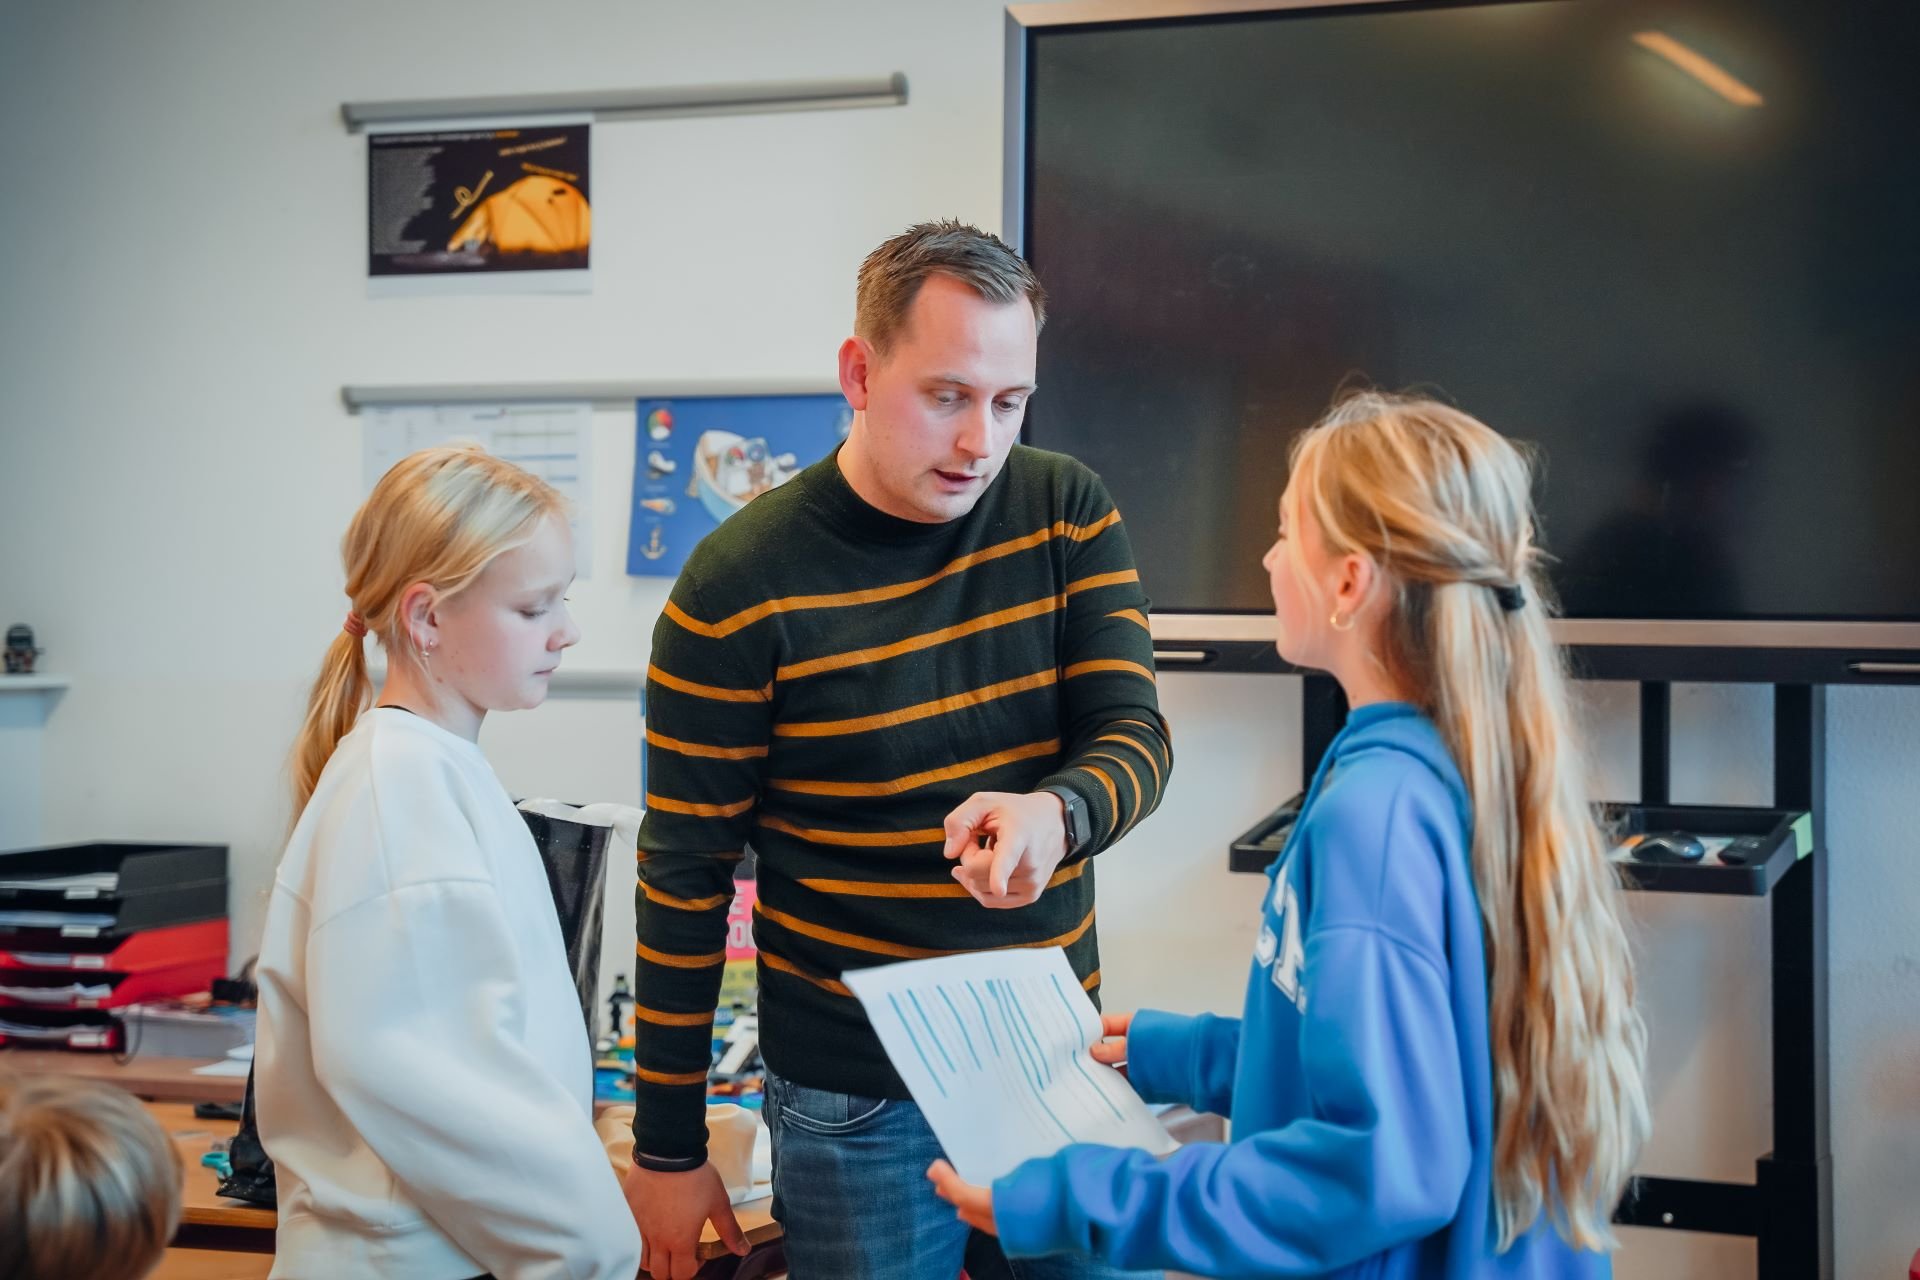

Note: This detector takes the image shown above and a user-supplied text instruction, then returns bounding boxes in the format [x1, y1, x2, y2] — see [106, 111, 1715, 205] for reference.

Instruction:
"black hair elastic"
[1492, 582, 1526, 613]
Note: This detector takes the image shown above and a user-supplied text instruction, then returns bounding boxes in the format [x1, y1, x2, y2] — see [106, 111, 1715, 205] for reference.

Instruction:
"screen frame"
[1003, 0, 1920, 681]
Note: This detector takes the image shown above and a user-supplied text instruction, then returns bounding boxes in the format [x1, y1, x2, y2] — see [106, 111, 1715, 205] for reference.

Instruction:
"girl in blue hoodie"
[931, 393, 1650, 1278]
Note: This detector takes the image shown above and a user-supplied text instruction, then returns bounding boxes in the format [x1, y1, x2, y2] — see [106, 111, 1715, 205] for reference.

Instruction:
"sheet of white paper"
[0, 952, 83, 968]
[190, 1058, 254, 1077]
[0, 982, 111, 1002]
[844, 947, 1176, 1185]
[0, 910, 114, 929]
[0, 871, 119, 894]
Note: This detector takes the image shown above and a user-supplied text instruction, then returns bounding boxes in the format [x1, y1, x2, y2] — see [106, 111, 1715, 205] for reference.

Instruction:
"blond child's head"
[0, 1073, 183, 1280]
[291, 445, 575, 811]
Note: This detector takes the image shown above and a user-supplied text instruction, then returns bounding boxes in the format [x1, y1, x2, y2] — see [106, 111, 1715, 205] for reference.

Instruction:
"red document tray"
[0, 956, 226, 1010]
[0, 919, 228, 973]
[0, 1011, 121, 1052]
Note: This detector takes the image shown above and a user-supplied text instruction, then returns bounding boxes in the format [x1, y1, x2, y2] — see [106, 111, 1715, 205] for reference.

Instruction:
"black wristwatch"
[1038, 785, 1092, 858]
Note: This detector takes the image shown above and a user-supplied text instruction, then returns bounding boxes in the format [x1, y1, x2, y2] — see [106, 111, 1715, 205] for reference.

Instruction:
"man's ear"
[838, 336, 875, 411]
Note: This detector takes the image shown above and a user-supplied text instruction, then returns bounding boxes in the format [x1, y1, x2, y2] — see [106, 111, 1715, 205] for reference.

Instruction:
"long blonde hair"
[291, 446, 566, 812]
[1288, 391, 1649, 1251]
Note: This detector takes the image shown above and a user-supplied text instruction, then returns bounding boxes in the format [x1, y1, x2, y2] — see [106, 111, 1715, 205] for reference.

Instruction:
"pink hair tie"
[342, 612, 369, 639]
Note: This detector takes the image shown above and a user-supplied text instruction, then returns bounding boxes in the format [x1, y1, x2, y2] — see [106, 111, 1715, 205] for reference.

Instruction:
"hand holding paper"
[1090, 1009, 1133, 1076]
[844, 948, 1175, 1186]
[927, 1158, 998, 1235]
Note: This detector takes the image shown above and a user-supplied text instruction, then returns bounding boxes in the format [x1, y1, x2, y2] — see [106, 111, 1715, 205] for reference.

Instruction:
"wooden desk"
[147, 1101, 778, 1265]
[1, 1055, 777, 1268]
[0, 1048, 246, 1104]
[7, 1052, 789, 1273]
[149, 1248, 275, 1280]
[150, 1102, 275, 1231]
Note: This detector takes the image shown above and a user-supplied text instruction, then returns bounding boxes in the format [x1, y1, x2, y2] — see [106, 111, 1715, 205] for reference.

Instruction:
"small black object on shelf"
[1716, 836, 1770, 867]
[4, 624, 41, 675]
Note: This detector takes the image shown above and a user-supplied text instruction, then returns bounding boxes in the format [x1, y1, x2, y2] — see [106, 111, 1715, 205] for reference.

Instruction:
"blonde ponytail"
[291, 629, 375, 814]
[288, 446, 566, 816]
[1293, 392, 1649, 1250]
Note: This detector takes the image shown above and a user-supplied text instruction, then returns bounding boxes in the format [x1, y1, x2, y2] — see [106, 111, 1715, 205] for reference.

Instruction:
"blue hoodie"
[993, 702, 1611, 1278]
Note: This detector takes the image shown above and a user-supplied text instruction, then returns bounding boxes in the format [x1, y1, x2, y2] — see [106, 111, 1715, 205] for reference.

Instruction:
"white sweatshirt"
[255, 708, 642, 1280]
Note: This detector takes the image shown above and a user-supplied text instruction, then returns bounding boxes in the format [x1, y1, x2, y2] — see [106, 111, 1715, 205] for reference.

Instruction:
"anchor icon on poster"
[638, 526, 668, 561]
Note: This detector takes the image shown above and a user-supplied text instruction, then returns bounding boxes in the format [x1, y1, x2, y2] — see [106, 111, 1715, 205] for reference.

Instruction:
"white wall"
[2, 4, 1915, 1277]
[0, 684, 64, 849]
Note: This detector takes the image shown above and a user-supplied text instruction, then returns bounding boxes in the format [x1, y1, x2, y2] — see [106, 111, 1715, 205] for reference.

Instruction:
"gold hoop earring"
[1329, 610, 1354, 633]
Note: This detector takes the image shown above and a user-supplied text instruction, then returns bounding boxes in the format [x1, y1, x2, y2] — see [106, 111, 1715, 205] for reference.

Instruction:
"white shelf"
[0, 675, 70, 694]
[0, 676, 65, 851]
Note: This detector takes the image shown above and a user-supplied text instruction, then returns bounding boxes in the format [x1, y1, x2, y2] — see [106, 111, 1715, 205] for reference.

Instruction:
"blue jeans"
[764, 1069, 1160, 1280]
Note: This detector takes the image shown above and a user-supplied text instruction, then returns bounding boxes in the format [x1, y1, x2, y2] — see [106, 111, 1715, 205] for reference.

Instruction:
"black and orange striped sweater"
[630, 443, 1171, 1166]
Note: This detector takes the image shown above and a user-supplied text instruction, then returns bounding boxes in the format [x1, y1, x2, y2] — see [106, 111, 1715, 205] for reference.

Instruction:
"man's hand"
[927, 1159, 998, 1235]
[942, 790, 1069, 909]
[623, 1161, 747, 1280]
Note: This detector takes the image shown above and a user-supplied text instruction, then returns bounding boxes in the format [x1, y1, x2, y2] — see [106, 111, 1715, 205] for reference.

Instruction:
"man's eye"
[996, 399, 1024, 414]
[520, 609, 547, 619]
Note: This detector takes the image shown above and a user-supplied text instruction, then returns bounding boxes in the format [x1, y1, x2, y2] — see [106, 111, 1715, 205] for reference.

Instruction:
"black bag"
[217, 801, 613, 1206]
[517, 803, 610, 1036]
[217, 1065, 277, 1206]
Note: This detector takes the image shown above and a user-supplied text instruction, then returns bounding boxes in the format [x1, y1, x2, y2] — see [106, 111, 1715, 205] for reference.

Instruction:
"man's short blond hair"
[0, 1072, 183, 1280]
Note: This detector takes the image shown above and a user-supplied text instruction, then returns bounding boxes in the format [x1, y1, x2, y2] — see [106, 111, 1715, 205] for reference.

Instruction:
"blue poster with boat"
[626, 394, 853, 577]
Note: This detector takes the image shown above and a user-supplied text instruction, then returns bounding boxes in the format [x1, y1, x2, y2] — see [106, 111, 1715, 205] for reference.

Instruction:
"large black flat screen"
[1022, 0, 1920, 623]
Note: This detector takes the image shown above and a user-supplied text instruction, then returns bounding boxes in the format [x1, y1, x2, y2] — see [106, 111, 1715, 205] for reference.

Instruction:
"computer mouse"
[1635, 831, 1706, 863]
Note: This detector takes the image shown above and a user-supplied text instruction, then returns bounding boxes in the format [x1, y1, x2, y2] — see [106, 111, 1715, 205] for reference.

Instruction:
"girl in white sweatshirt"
[255, 446, 642, 1280]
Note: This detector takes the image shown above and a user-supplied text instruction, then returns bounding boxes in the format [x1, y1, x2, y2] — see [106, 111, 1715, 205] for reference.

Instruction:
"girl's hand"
[1090, 1010, 1134, 1078]
[927, 1159, 997, 1236]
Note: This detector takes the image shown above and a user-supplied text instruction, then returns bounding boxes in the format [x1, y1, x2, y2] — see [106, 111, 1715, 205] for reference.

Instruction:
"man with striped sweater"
[623, 221, 1171, 1280]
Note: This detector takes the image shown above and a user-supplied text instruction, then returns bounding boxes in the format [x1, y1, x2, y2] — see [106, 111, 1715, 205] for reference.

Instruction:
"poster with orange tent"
[368, 119, 591, 287]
